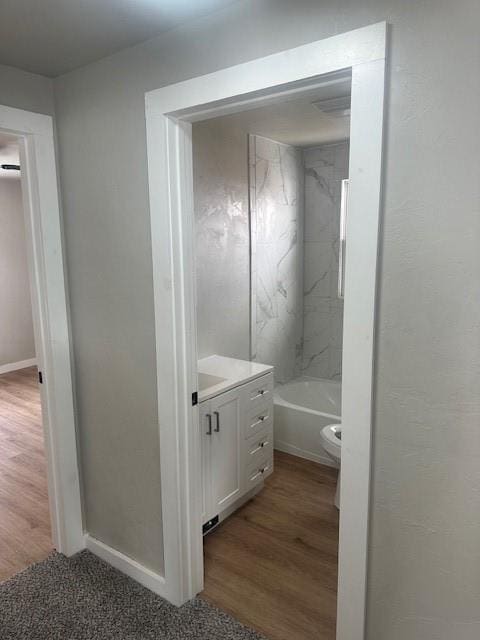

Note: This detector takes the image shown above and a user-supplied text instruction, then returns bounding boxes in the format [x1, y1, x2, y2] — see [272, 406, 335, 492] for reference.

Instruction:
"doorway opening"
[145, 22, 386, 640]
[0, 105, 84, 570]
[192, 80, 351, 638]
[0, 133, 51, 578]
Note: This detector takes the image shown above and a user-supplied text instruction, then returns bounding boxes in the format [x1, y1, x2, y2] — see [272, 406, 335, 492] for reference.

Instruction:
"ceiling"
[203, 78, 351, 147]
[0, 133, 20, 180]
[0, 0, 238, 77]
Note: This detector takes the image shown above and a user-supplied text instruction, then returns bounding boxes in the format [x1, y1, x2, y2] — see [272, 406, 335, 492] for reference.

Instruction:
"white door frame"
[145, 22, 386, 638]
[0, 105, 84, 556]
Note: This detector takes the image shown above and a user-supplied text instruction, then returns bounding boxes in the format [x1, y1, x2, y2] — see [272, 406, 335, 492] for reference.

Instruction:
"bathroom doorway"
[191, 86, 351, 638]
[145, 22, 386, 640]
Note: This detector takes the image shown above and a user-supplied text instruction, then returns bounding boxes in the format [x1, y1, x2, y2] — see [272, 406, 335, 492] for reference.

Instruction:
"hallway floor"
[0, 366, 52, 582]
[0, 550, 265, 640]
[201, 451, 339, 640]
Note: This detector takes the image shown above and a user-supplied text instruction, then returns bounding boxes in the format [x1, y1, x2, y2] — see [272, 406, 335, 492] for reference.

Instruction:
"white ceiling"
[0, 133, 20, 180]
[205, 79, 351, 147]
[0, 0, 238, 77]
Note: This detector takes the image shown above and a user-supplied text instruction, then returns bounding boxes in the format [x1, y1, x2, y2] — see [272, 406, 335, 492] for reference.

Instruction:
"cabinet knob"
[206, 414, 212, 435]
[214, 411, 220, 432]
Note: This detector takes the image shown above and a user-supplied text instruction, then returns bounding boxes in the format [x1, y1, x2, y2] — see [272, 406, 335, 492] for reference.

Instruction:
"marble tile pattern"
[302, 142, 349, 380]
[250, 135, 304, 384]
[193, 120, 251, 361]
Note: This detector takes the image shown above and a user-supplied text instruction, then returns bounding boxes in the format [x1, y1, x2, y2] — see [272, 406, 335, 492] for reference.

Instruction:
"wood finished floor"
[0, 366, 52, 582]
[201, 450, 339, 640]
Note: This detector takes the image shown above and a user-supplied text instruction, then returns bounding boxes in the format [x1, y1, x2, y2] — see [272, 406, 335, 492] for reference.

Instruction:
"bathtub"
[274, 376, 341, 467]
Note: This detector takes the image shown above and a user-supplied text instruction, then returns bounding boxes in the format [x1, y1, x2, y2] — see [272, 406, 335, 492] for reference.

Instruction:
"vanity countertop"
[198, 355, 273, 402]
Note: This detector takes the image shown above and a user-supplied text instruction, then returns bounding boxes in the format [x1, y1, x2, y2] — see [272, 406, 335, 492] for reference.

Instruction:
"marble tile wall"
[302, 142, 349, 380]
[250, 135, 304, 384]
[194, 124, 348, 384]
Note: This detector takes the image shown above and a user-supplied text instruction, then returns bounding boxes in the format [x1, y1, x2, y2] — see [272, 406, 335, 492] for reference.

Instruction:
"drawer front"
[247, 374, 274, 407]
[246, 458, 273, 490]
[245, 428, 273, 468]
[244, 402, 272, 439]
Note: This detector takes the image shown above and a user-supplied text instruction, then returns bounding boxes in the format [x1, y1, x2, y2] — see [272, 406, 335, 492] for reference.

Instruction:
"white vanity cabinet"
[200, 387, 243, 524]
[199, 368, 274, 527]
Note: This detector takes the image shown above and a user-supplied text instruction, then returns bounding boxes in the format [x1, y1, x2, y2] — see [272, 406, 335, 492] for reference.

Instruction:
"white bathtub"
[274, 376, 341, 467]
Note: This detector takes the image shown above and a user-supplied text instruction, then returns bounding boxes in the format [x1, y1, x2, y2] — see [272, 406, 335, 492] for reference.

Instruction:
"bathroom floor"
[201, 451, 339, 640]
[0, 367, 52, 581]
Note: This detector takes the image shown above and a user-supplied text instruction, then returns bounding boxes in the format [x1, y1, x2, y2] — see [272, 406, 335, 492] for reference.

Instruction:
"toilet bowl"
[320, 424, 341, 508]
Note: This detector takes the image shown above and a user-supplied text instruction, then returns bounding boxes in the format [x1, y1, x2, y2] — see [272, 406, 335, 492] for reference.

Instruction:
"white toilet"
[320, 424, 341, 509]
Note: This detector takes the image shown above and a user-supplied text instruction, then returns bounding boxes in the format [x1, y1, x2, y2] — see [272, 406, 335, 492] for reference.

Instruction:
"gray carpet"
[0, 550, 265, 639]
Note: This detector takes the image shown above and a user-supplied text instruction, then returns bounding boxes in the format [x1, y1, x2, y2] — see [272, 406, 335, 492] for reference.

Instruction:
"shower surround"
[302, 142, 348, 381]
[193, 124, 348, 386]
[250, 136, 348, 384]
[249, 135, 304, 384]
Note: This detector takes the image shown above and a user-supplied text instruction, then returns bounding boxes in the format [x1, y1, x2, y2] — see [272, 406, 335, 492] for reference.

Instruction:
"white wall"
[53, 1, 480, 636]
[0, 63, 54, 115]
[0, 178, 35, 368]
[193, 118, 250, 361]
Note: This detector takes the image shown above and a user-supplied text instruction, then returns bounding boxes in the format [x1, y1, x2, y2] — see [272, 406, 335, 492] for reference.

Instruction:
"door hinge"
[38, 370, 43, 384]
[192, 391, 198, 406]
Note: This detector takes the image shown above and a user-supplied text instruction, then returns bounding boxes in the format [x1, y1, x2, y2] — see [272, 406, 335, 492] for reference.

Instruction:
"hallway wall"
[52, 2, 480, 636]
[0, 178, 35, 368]
[0, 62, 54, 115]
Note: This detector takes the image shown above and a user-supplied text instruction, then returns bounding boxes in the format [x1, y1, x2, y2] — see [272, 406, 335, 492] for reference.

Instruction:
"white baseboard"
[274, 440, 339, 469]
[85, 534, 172, 602]
[0, 357, 37, 375]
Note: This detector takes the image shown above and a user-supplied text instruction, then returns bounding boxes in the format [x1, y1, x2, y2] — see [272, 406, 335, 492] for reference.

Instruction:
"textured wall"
[53, 1, 480, 634]
[192, 119, 250, 361]
[250, 135, 304, 383]
[0, 179, 35, 367]
[302, 142, 348, 381]
[0, 63, 54, 115]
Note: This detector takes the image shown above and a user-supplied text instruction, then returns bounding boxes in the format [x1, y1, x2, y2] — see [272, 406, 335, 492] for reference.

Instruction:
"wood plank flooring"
[0, 366, 52, 582]
[201, 451, 339, 640]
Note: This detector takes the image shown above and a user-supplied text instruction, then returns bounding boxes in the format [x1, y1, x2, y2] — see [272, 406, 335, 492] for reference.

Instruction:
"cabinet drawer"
[246, 458, 273, 490]
[245, 428, 273, 468]
[246, 374, 273, 407]
[245, 402, 272, 439]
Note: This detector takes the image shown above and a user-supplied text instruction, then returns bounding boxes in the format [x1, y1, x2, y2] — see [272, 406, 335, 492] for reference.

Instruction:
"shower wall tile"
[302, 300, 331, 378]
[303, 297, 344, 380]
[304, 241, 335, 298]
[250, 135, 304, 384]
[302, 141, 349, 380]
[330, 348, 343, 382]
[330, 300, 344, 350]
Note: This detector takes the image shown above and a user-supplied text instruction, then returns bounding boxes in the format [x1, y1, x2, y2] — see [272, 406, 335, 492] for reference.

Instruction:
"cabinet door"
[199, 401, 213, 524]
[210, 388, 242, 515]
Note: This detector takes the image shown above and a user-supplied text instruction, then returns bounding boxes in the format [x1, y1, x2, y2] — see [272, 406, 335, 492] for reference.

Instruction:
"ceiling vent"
[311, 96, 351, 117]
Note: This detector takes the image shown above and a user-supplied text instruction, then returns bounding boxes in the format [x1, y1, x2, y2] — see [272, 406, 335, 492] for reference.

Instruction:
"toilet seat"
[320, 424, 341, 462]
[320, 423, 341, 509]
